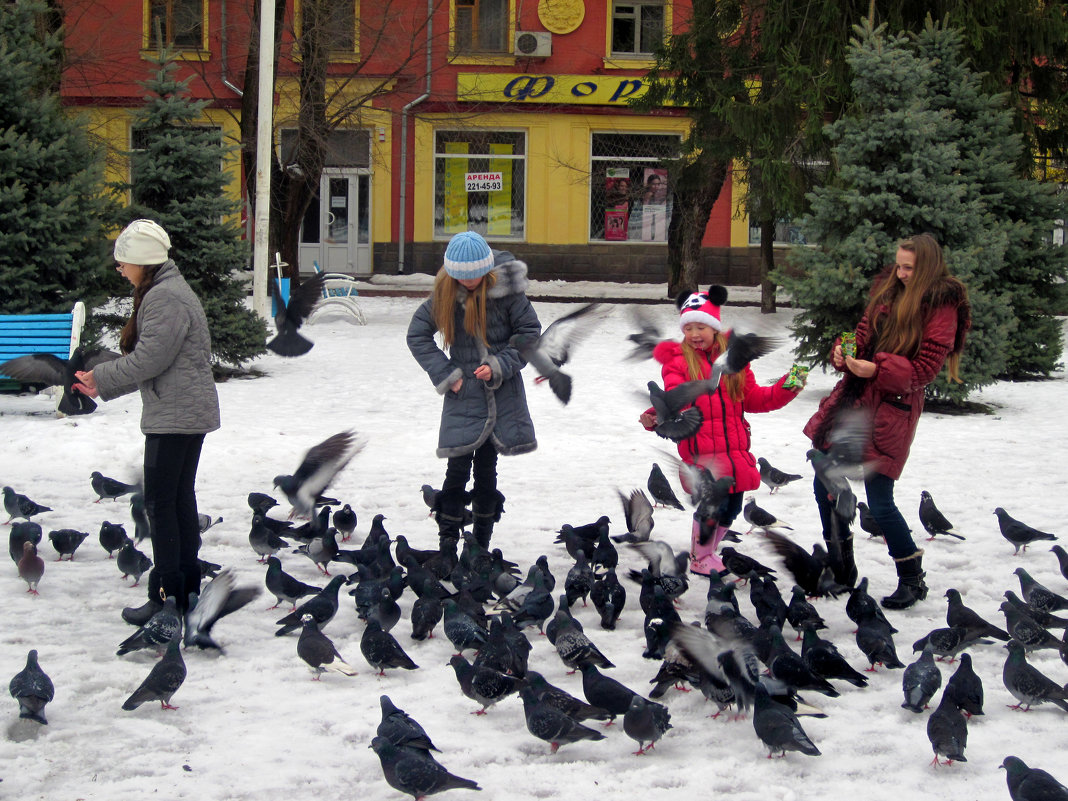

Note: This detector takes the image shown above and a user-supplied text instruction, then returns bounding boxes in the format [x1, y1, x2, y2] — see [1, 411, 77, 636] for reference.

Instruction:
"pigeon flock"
[2, 294, 1067, 801]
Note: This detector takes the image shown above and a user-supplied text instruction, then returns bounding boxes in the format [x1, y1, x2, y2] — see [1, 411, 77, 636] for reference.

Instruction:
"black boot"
[433, 489, 467, 557]
[122, 570, 164, 625]
[881, 549, 928, 609]
[471, 490, 505, 549]
[824, 529, 858, 588]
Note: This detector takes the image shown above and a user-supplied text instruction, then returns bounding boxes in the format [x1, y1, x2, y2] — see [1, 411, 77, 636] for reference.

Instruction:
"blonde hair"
[681, 333, 745, 401]
[430, 267, 497, 347]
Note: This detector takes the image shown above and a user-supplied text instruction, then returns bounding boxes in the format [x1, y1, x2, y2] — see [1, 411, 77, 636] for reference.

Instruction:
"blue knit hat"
[443, 231, 494, 280]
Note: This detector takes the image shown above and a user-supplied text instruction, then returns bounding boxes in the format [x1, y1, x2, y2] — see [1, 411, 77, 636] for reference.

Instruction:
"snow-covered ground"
[2, 286, 1066, 801]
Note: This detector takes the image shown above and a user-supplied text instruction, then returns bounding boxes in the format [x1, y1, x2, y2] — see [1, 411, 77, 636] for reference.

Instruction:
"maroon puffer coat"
[650, 340, 797, 492]
[803, 276, 969, 480]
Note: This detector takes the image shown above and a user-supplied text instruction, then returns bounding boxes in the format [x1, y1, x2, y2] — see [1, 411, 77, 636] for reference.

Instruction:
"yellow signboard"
[457, 73, 652, 106]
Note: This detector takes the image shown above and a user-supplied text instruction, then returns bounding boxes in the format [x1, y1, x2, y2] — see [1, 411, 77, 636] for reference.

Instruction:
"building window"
[454, 0, 509, 53]
[611, 2, 664, 56]
[749, 218, 810, 246]
[590, 133, 679, 242]
[298, 0, 358, 56]
[435, 130, 525, 240]
[146, 0, 204, 50]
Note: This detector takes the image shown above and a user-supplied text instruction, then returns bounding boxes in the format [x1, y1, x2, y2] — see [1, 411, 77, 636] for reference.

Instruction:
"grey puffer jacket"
[93, 260, 220, 435]
[407, 255, 541, 458]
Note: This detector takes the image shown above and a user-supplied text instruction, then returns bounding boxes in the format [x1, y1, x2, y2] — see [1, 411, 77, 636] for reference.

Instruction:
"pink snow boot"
[690, 519, 726, 576]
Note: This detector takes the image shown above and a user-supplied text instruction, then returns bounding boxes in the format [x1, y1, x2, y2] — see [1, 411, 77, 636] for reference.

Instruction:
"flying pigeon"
[508, 302, 606, 404]
[3, 486, 52, 524]
[764, 531, 826, 597]
[623, 305, 663, 361]
[297, 614, 358, 678]
[706, 328, 785, 389]
[1001, 755, 1068, 801]
[757, 457, 803, 494]
[122, 635, 186, 711]
[0, 347, 119, 416]
[18, 541, 44, 594]
[901, 642, 942, 713]
[517, 685, 606, 753]
[184, 568, 261, 651]
[926, 690, 968, 765]
[645, 379, 709, 441]
[612, 488, 655, 544]
[267, 271, 326, 356]
[995, 507, 1057, 554]
[273, 431, 363, 518]
[369, 736, 480, 799]
[919, 490, 964, 540]
[9, 649, 54, 725]
[90, 472, 139, 502]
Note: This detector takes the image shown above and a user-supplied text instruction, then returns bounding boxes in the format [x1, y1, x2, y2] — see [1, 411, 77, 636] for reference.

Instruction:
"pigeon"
[47, 529, 89, 561]
[553, 617, 614, 672]
[93, 520, 124, 557]
[855, 608, 905, 671]
[9, 649, 54, 725]
[249, 514, 290, 562]
[764, 531, 825, 597]
[1052, 545, 1068, 583]
[944, 588, 1009, 641]
[646, 379, 709, 441]
[449, 654, 521, 714]
[623, 305, 662, 361]
[1000, 601, 1062, 653]
[765, 625, 840, 698]
[623, 695, 672, 755]
[628, 539, 688, 601]
[706, 328, 785, 389]
[752, 683, 821, 758]
[0, 347, 119, 416]
[757, 457, 803, 494]
[800, 627, 869, 688]
[750, 575, 788, 630]
[995, 507, 1057, 554]
[443, 599, 489, 654]
[524, 670, 611, 722]
[1014, 567, 1068, 614]
[264, 556, 320, 609]
[555, 516, 610, 559]
[508, 302, 606, 404]
[275, 575, 346, 636]
[18, 541, 44, 594]
[369, 736, 480, 798]
[332, 504, 357, 541]
[786, 585, 826, 637]
[845, 577, 898, 633]
[122, 635, 186, 711]
[115, 539, 152, 585]
[564, 551, 595, 608]
[266, 271, 326, 356]
[612, 488, 654, 544]
[857, 502, 885, 539]
[579, 662, 639, 722]
[366, 586, 402, 633]
[90, 471, 139, 502]
[1003, 639, 1068, 712]
[806, 450, 858, 524]
[117, 596, 183, 656]
[901, 642, 942, 712]
[943, 653, 984, 717]
[9, 521, 42, 564]
[377, 695, 439, 751]
[197, 513, 223, 533]
[590, 569, 626, 630]
[743, 496, 793, 535]
[1004, 590, 1068, 631]
[911, 626, 989, 663]
[1001, 756, 1068, 801]
[918, 490, 964, 540]
[297, 614, 358, 678]
[184, 568, 261, 651]
[129, 492, 151, 542]
[719, 546, 776, 583]
[517, 685, 607, 753]
[926, 690, 968, 765]
[411, 594, 444, 642]
[3, 486, 52, 524]
[646, 463, 685, 510]
[247, 492, 279, 515]
[273, 431, 363, 518]
[294, 528, 339, 575]
[360, 618, 418, 674]
[511, 570, 555, 634]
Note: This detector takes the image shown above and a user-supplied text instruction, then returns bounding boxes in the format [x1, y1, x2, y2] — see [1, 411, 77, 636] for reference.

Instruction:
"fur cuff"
[484, 354, 503, 389]
[436, 368, 463, 395]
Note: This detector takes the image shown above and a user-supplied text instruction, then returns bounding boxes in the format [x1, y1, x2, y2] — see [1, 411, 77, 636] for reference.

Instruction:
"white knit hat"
[114, 219, 171, 265]
[443, 231, 494, 280]
[677, 285, 727, 331]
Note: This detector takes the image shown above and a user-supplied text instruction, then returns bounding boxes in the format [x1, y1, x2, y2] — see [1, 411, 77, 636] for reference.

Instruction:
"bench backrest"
[0, 304, 84, 380]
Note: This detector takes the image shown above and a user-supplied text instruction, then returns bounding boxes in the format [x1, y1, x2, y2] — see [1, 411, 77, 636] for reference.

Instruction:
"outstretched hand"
[73, 370, 99, 398]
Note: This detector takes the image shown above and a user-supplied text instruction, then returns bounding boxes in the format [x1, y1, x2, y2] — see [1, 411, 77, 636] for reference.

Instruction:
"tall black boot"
[471, 490, 505, 549]
[432, 489, 467, 557]
[880, 549, 928, 610]
[824, 529, 858, 588]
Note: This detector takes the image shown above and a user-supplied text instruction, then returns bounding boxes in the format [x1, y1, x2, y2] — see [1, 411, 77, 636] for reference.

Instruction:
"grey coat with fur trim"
[406, 255, 541, 458]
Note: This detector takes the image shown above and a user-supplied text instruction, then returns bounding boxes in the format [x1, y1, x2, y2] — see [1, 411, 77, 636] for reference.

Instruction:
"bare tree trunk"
[666, 155, 728, 298]
[759, 217, 777, 313]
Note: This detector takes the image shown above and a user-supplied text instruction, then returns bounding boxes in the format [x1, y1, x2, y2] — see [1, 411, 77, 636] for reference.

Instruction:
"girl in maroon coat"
[641, 286, 802, 575]
[804, 233, 970, 609]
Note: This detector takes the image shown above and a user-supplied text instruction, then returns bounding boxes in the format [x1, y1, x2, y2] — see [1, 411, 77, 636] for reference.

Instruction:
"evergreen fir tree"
[113, 52, 266, 367]
[0, 0, 114, 315]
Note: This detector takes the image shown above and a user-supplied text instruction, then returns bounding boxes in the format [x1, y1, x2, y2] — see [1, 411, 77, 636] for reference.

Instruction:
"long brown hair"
[118, 264, 161, 354]
[866, 234, 967, 381]
[682, 333, 745, 401]
[430, 267, 497, 347]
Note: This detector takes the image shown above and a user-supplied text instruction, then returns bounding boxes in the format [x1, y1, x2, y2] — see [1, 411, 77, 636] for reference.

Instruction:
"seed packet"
[840, 332, 856, 359]
[783, 364, 810, 390]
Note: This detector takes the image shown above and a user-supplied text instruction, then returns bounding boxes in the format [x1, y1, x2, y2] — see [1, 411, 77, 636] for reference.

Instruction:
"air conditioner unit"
[514, 31, 552, 58]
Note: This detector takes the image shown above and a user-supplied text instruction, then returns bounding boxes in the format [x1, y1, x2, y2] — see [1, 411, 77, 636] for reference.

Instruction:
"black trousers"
[441, 440, 498, 503]
[143, 433, 205, 604]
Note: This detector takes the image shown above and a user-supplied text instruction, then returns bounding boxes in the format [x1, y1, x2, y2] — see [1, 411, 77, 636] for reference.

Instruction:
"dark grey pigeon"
[944, 588, 1009, 641]
[623, 695, 672, 755]
[1001, 756, 1068, 801]
[267, 271, 326, 357]
[800, 627, 869, 688]
[919, 490, 964, 540]
[995, 507, 1057, 554]
[360, 619, 418, 675]
[591, 569, 626, 630]
[786, 583, 827, 637]
[117, 596, 182, 656]
[332, 504, 357, 541]
[766, 532, 826, 598]
[1014, 567, 1068, 614]
[377, 695, 439, 751]
[719, 547, 776, 583]
[646, 463, 684, 510]
[9, 649, 54, 725]
[0, 347, 119, 416]
[524, 670, 611, 722]
[265, 556, 321, 610]
[411, 595, 444, 642]
[752, 683, 820, 758]
[247, 492, 278, 515]
[115, 539, 152, 586]
[122, 636, 186, 711]
[250, 513, 291, 562]
[943, 653, 983, 717]
[554, 617, 614, 672]
[579, 662, 639, 722]
[517, 685, 606, 753]
[449, 654, 521, 714]
[855, 608, 905, 671]
[184, 568, 261, 651]
[48, 529, 89, 561]
[297, 614, 358, 678]
[1052, 545, 1068, 583]
[1000, 600, 1062, 653]
[912, 626, 990, 662]
[512, 571, 555, 634]
[1004, 589, 1068, 631]
[197, 513, 223, 533]
[846, 577, 898, 633]
[3, 486, 51, 524]
[273, 431, 362, 518]
[646, 379, 708, 442]
[857, 502, 885, 540]
[744, 496, 793, 534]
[926, 691, 967, 765]
[275, 575, 346, 636]
[508, 302, 606, 405]
[9, 521, 42, 564]
[757, 457, 803, 494]
[367, 586, 402, 633]
[901, 642, 942, 713]
[129, 492, 150, 542]
[98, 521, 129, 557]
[1003, 639, 1068, 712]
[369, 736, 480, 798]
[90, 471, 138, 502]
[442, 599, 489, 654]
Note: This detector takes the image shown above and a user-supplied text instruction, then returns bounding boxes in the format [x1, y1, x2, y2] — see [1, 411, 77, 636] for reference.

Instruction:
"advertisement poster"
[604, 209, 628, 241]
[639, 167, 668, 241]
[604, 167, 630, 240]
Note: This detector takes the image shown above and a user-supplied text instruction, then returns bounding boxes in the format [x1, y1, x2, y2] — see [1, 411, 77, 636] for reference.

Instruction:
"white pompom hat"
[113, 219, 171, 265]
[677, 285, 727, 331]
[443, 230, 495, 280]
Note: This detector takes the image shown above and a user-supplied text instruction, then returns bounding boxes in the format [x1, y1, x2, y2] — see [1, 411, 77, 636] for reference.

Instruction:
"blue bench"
[0, 303, 86, 396]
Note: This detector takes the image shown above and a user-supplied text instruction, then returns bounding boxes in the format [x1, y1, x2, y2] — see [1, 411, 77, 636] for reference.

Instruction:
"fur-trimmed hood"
[454, 250, 529, 303]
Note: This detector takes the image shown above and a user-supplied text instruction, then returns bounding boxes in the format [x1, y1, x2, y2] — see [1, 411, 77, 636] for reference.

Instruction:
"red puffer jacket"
[803, 276, 969, 480]
[649, 340, 797, 492]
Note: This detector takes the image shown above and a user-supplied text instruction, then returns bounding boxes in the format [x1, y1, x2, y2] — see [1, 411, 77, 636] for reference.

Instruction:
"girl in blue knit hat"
[407, 231, 542, 556]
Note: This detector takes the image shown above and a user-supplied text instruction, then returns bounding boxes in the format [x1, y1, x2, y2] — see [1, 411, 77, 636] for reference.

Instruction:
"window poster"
[639, 167, 668, 241]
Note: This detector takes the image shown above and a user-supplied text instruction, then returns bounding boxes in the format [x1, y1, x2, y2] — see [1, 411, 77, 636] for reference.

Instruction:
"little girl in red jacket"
[640, 286, 802, 575]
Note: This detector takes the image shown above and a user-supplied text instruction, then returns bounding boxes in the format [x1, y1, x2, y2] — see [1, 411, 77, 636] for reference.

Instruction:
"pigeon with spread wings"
[267, 272, 326, 357]
[0, 346, 120, 415]
[273, 431, 363, 518]
[509, 302, 607, 404]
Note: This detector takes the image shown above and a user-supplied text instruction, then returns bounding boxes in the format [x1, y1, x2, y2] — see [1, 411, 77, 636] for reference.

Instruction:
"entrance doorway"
[299, 170, 372, 275]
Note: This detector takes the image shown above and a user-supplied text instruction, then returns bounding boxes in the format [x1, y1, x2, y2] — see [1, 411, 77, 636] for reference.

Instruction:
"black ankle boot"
[881, 550, 928, 610]
[122, 599, 163, 626]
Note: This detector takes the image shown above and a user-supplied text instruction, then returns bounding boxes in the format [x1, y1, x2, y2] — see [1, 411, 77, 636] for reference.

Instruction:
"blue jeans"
[813, 471, 916, 559]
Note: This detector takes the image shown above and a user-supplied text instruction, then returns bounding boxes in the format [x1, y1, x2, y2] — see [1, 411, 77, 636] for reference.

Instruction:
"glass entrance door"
[298, 170, 371, 275]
